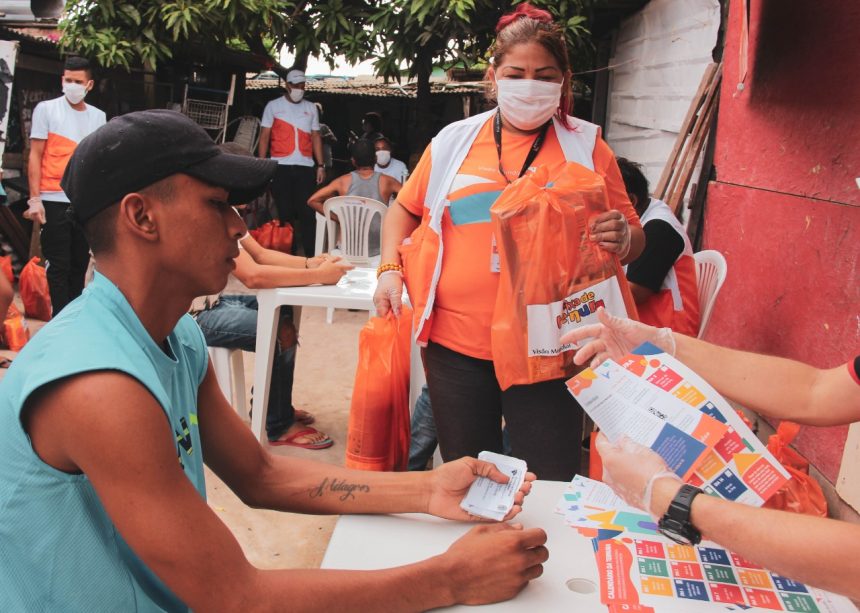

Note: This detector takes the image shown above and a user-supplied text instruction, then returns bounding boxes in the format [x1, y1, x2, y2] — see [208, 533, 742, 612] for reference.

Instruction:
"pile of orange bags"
[345, 307, 413, 471]
[490, 163, 638, 390]
[250, 221, 293, 253]
[3, 304, 30, 351]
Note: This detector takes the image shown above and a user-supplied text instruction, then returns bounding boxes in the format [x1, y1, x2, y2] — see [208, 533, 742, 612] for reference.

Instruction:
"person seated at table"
[0, 110, 547, 612]
[194, 143, 353, 448]
[562, 308, 860, 600]
[617, 157, 699, 336]
[307, 138, 402, 257]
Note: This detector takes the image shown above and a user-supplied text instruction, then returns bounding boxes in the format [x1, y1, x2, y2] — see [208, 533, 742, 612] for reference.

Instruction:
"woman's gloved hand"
[373, 271, 403, 317]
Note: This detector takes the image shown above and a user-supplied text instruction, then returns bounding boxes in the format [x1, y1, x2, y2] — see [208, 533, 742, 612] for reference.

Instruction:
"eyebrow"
[503, 66, 560, 72]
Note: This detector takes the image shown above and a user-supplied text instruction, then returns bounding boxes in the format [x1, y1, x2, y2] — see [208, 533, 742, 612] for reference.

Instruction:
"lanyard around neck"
[494, 109, 551, 184]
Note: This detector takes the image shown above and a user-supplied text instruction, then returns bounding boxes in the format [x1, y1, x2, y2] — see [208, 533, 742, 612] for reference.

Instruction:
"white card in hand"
[460, 451, 528, 521]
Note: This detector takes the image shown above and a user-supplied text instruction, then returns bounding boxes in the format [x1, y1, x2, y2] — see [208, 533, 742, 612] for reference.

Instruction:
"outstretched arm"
[597, 434, 860, 600]
[563, 308, 860, 426]
[23, 371, 546, 612]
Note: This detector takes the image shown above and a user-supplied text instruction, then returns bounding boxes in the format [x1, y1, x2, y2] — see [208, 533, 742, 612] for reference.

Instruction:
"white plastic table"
[250, 268, 378, 442]
[322, 481, 847, 613]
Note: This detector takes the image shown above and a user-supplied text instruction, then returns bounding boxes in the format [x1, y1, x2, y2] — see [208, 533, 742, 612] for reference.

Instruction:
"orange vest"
[40, 132, 78, 193]
[270, 118, 313, 159]
[634, 199, 700, 336]
[400, 109, 600, 347]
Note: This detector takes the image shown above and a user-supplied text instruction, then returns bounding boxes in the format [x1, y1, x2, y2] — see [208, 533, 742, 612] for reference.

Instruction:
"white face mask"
[375, 150, 391, 166]
[63, 82, 88, 105]
[495, 79, 562, 131]
[287, 87, 304, 103]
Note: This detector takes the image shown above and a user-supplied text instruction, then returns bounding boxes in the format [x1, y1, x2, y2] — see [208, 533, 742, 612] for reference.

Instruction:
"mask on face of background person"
[288, 88, 304, 103]
[63, 82, 88, 105]
[375, 150, 391, 166]
[495, 79, 562, 131]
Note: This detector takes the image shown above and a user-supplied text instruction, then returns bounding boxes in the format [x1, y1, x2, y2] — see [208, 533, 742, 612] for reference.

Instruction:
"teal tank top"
[0, 272, 208, 612]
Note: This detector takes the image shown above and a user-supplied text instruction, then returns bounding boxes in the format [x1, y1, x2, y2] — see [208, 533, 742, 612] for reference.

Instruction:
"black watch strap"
[658, 484, 703, 545]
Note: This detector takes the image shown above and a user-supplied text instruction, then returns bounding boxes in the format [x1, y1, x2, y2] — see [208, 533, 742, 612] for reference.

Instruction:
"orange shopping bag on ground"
[250, 220, 293, 253]
[345, 307, 412, 471]
[19, 257, 51, 321]
[762, 421, 827, 516]
[3, 304, 30, 351]
[490, 164, 638, 390]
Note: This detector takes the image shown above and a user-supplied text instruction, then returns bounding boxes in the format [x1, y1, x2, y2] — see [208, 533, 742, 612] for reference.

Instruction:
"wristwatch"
[658, 484, 703, 545]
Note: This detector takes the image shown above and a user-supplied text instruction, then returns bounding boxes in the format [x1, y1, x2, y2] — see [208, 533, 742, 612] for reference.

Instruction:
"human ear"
[119, 193, 158, 242]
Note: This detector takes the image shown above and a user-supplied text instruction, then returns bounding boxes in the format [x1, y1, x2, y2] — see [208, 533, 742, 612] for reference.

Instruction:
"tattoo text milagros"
[308, 478, 371, 502]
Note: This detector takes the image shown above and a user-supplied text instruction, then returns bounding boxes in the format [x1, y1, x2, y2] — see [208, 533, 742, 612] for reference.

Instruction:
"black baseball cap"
[61, 109, 277, 224]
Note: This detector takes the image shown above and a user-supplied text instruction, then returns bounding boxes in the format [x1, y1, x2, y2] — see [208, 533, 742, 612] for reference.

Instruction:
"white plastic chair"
[227, 115, 262, 153]
[323, 195, 388, 266]
[693, 250, 728, 339]
[208, 347, 246, 412]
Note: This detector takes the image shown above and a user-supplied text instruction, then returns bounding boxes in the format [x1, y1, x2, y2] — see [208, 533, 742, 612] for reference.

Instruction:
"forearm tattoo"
[308, 477, 371, 502]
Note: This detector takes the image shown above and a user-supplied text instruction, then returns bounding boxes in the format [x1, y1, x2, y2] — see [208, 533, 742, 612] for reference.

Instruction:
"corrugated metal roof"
[246, 75, 485, 98]
[0, 24, 60, 44]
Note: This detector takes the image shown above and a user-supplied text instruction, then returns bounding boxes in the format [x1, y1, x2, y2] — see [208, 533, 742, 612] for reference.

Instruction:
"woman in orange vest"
[373, 4, 644, 480]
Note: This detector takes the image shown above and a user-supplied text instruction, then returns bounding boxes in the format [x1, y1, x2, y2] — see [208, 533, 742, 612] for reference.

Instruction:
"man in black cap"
[0, 110, 546, 612]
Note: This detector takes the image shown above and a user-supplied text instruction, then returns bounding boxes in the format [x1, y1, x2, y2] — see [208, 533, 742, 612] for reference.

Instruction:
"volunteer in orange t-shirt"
[373, 4, 644, 480]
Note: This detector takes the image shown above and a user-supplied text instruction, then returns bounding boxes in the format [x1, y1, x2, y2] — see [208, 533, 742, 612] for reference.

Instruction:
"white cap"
[286, 69, 306, 84]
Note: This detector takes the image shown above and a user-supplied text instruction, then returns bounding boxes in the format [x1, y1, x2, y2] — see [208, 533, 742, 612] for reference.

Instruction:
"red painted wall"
[702, 0, 860, 481]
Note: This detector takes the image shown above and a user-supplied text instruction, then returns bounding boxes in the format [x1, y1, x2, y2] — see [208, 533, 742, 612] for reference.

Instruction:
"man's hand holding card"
[427, 454, 535, 522]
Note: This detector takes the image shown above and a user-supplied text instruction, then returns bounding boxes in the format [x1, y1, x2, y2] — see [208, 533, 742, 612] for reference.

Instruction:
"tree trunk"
[413, 46, 434, 156]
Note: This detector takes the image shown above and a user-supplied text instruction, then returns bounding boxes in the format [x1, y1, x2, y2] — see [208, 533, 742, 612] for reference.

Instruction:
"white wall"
[604, 0, 721, 203]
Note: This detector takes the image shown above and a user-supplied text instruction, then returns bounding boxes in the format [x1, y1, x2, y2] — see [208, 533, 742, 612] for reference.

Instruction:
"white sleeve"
[311, 104, 320, 131]
[261, 101, 274, 128]
[30, 102, 49, 139]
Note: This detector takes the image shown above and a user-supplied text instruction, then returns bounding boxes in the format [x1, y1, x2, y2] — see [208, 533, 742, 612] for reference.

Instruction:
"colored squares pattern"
[667, 544, 697, 562]
[780, 593, 821, 612]
[703, 563, 737, 584]
[670, 561, 703, 580]
[640, 575, 673, 596]
[638, 557, 668, 577]
[646, 365, 683, 391]
[634, 540, 665, 559]
[710, 582, 745, 603]
[674, 579, 710, 601]
[711, 468, 749, 500]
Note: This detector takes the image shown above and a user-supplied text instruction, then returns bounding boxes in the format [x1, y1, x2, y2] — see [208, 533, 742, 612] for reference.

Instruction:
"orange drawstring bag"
[250, 221, 294, 254]
[489, 164, 638, 390]
[3, 304, 30, 351]
[762, 421, 827, 516]
[345, 307, 413, 471]
[19, 257, 52, 321]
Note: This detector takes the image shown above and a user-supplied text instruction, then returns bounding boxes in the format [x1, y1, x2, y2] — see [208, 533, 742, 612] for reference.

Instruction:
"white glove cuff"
[378, 270, 403, 280]
[655, 327, 676, 356]
[643, 470, 682, 519]
[27, 197, 42, 206]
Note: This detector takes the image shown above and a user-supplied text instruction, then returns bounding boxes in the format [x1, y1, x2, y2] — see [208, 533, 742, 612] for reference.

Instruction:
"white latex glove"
[595, 433, 682, 518]
[560, 306, 676, 368]
[373, 270, 403, 317]
[589, 210, 630, 259]
[23, 197, 46, 225]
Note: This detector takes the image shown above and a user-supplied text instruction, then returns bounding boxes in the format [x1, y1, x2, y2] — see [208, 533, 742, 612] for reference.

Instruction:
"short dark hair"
[362, 112, 382, 132]
[350, 138, 376, 168]
[64, 56, 93, 78]
[374, 136, 392, 149]
[82, 176, 177, 255]
[616, 157, 650, 208]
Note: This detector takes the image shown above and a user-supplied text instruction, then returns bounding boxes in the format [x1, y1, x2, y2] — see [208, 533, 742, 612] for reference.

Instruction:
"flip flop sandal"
[269, 427, 333, 450]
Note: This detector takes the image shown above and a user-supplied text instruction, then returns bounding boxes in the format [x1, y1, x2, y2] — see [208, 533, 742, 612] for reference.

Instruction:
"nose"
[226, 205, 247, 239]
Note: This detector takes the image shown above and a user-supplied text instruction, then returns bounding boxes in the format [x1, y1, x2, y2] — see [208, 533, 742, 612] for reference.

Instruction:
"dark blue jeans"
[196, 295, 296, 440]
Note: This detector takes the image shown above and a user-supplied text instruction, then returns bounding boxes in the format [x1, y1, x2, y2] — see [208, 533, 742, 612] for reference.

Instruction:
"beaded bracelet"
[377, 263, 403, 278]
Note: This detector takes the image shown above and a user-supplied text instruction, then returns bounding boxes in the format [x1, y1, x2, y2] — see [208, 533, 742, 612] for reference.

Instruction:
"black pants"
[41, 200, 90, 316]
[424, 341, 584, 481]
[271, 165, 317, 256]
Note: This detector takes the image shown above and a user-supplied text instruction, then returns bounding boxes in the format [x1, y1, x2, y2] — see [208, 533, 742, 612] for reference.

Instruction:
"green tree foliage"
[59, 0, 372, 72]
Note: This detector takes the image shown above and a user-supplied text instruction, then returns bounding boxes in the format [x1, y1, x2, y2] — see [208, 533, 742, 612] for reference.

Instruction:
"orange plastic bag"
[3, 304, 30, 351]
[250, 220, 293, 253]
[0, 255, 12, 284]
[762, 421, 827, 516]
[345, 307, 413, 471]
[19, 257, 51, 321]
[490, 164, 638, 390]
